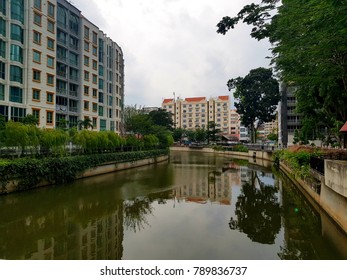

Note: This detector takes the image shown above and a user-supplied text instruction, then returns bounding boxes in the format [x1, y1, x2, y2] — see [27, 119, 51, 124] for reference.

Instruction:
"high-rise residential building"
[278, 83, 301, 146]
[230, 109, 240, 141]
[0, 0, 124, 132]
[162, 95, 231, 134]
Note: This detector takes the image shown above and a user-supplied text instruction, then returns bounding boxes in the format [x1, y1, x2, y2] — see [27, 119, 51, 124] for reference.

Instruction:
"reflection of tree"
[229, 170, 281, 244]
[123, 197, 153, 233]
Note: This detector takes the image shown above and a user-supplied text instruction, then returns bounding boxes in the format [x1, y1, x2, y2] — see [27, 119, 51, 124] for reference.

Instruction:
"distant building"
[162, 95, 231, 135]
[278, 84, 302, 146]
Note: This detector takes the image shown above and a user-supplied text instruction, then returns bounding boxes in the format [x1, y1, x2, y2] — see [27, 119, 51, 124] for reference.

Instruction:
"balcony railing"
[56, 88, 67, 95]
[69, 107, 78, 113]
[69, 90, 78, 97]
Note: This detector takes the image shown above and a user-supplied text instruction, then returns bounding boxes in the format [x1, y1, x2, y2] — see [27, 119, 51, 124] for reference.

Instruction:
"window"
[99, 65, 104, 76]
[92, 102, 97, 112]
[57, 5, 67, 28]
[0, 39, 5, 58]
[0, 18, 6, 36]
[47, 56, 54, 68]
[84, 41, 89, 52]
[34, 12, 42, 26]
[98, 92, 103, 103]
[47, 74, 54, 86]
[11, 0, 24, 23]
[33, 69, 41, 82]
[0, 0, 6, 16]
[34, 0, 42, 10]
[46, 111, 53, 125]
[99, 79, 103, 90]
[0, 83, 4, 100]
[108, 108, 112, 118]
[0, 61, 5, 79]
[46, 92, 54, 103]
[10, 44, 23, 63]
[32, 109, 40, 123]
[92, 32, 97, 44]
[92, 60, 97, 70]
[84, 71, 89, 81]
[33, 31, 41, 45]
[69, 13, 79, 34]
[69, 52, 78, 66]
[70, 36, 78, 50]
[92, 88, 97, 98]
[92, 117, 97, 129]
[92, 46, 97, 56]
[110, 121, 115, 131]
[9, 86, 22, 103]
[98, 106, 104, 117]
[84, 26, 89, 40]
[47, 2, 55, 19]
[84, 56, 89, 66]
[57, 29, 67, 45]
[10, 65, 22, 83]
[47, 20, 55, 33]
[11, 106, 26, 122]
[84, 86, 89, 95]
[47, 37, 55, 50]
[32, 89, 40, 101]
[100, 119, 106, 131]
[84, 100, 89, 111]
[11, 24, 23, 43]
[33, 50, 41, 63]
[92, 74, 97, 84]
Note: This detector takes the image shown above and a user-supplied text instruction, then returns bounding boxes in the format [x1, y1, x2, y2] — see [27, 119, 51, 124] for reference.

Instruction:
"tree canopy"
[228, 67, 280, 143]
[217, 0, 347, 142]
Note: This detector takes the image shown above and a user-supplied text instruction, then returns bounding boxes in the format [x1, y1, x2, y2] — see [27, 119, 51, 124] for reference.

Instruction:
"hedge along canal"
[0, 149, 169, 195]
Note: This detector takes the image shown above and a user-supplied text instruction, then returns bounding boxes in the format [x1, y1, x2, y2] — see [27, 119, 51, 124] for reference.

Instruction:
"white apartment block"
[0, 0, 124, 132]
[162, 95, 231, 134]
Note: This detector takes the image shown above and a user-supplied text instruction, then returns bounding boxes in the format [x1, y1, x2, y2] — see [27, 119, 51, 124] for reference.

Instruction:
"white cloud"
[72, 0, 271, 107]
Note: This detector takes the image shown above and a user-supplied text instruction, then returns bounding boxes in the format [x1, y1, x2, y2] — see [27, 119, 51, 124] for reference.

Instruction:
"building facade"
[162, 95, 231, 135]
[0, 0, 124, 132]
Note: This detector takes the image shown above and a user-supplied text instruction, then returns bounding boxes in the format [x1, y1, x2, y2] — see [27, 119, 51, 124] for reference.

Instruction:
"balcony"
[56, 88, 67, 95]
[69, 75, 78, 82]
[57, 71, 67, 78]
[69, 107, 78, 113]
[56, 105, 68, 112]
[69, 90, 78, 97]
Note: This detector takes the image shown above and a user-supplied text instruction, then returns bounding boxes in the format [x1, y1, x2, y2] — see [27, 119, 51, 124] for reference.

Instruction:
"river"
[0, 151, 346, 259]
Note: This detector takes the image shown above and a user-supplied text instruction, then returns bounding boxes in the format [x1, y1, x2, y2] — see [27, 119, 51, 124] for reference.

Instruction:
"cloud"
[72, 0, 272, 107]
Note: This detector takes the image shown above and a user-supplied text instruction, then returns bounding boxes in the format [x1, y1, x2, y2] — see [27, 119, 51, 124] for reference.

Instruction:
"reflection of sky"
[122, 199, 284, 260]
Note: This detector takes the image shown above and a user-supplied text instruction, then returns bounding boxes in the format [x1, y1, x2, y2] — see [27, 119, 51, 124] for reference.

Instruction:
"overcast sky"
[72, 0, 272, 107]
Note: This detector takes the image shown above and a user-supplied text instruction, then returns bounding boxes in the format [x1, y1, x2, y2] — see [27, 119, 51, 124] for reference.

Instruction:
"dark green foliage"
[148, 109, 173, 130]
[0, 150, 168, 191]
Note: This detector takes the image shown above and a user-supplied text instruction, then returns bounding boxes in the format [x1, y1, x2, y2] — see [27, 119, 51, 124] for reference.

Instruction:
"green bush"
[0, 149, 168, 191]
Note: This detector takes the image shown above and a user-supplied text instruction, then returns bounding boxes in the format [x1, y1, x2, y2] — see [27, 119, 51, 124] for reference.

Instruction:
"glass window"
[10, 24, 23, 43]
[57, 5, 67, 27]
[92, 60, 97, 70]
[33, 50, 41, 63]
[33, 31, 41, 45]
[47, 74, 54, 86]
[0, 39, 5, 58]
[92, 32, 97, 44]
[84, 100, 89, 110]
[0, 18, 6, 36]
[98, 79, 103, 90]
[92, 102, 97, 112]
[10, 65, 22, 83]
[92, 46, 97, 56]
[70, 36, 78, 50]
[84, 41, 89, 51]
[84, 26, 89, 40]
[47, 56, 54, 68]
[34, 0, 42, 10]
[0, 61, 5, 79]
[99, 65, 104, 76]
[84, 71, 89, 81]
[32, 109, 40, 123]
[10, 44, 23, 63]
[47, 37, 55, 50]
[11, 0, 24, 23]
[11, 106, 26, 122]
[100, 119, 106, 131]
[69, 13, 79, 34]
[0, 0, 6, 16]
[69, 52, 78, 66]
[9, 86, 22, 103]
[34, 12, 42, 26]
[46, 92, 54, 103]
[98, 106, 104, 117]
[92, 117, 97, 128]
[32, 89, 40, 101]
[92, 74, 97, 84]
[92, 88, 97, 98]
[46, 111, 53, 125]
[47, 2, 55, 19]
[0, 83, 5, 100]
[33, 69, 41, 82]
[57, 29, 67, 45]
[84, 86, 89, 95]
[84, 55, 89, 66]
[47, 20, 54, 33]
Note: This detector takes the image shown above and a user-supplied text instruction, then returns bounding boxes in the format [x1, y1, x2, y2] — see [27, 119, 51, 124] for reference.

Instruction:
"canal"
[0, 151, 346, 260]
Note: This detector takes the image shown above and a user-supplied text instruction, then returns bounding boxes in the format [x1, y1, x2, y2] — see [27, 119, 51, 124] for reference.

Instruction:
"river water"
[0, 151, 346, 260]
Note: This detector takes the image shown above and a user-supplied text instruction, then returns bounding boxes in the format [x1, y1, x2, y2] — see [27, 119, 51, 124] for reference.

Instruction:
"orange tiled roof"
[162, 98, 174, 104]
[340, 121, 347, 132]
[218, 95, 229, 101]
[185, 97, 206, 102]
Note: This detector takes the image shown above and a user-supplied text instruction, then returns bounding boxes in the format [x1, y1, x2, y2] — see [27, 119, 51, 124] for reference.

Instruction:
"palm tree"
[78, 117, 93, 130]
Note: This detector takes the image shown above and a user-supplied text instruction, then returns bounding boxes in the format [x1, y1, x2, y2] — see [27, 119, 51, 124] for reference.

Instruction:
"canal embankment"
[171, 146, 347, 234]
[0, 150, 169, 195]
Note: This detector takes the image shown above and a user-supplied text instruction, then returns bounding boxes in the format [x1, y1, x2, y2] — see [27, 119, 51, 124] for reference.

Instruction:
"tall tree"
[217, 0, 347, 141]
[148, 109, 173, 130]
[228, 67, 279, 143]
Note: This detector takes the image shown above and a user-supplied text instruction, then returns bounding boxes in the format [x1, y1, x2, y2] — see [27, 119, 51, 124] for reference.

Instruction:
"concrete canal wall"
[1, 155, 169, 195]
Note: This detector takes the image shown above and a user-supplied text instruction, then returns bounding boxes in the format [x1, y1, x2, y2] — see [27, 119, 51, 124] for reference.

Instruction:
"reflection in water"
[0, 151, 346, 260]
[229, 169, 282, 244]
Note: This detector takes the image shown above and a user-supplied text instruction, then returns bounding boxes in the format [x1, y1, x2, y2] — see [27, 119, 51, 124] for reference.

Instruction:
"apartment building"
[162, 95, 231, 134]
[0, 0, 124, 132]
[230, 109, 240, 140]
